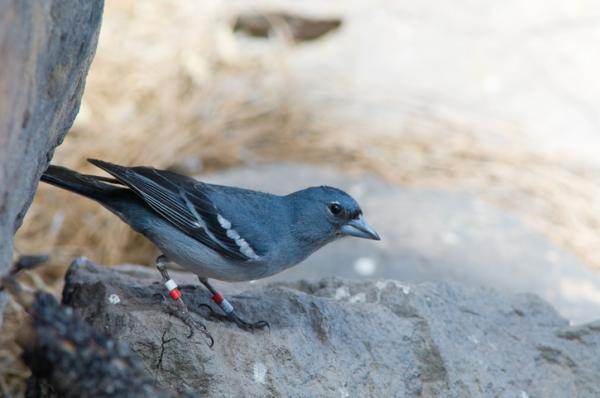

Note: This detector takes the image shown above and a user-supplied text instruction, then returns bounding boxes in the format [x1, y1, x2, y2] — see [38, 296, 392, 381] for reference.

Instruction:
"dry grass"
[5, 0, 600, 395]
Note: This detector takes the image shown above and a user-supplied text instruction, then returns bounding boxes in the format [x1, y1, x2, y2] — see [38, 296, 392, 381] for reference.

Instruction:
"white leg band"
[165, 279, 178, 291]
[220, 298, 234, 314]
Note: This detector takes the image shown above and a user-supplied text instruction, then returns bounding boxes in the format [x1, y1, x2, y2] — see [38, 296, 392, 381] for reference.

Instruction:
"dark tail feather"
[41, 165, 123, 202]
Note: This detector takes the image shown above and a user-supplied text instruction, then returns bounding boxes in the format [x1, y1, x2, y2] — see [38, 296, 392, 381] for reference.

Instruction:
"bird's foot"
[226, 310, 270, 331]
[155, 255, 214, 346]
[197, 302, 269, 332]
[166, 298, 214, 346]
[197, 277, 269, 333]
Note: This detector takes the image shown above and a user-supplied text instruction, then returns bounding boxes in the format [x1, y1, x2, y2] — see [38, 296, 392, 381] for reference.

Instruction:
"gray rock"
[0, 0, 104, 324]
[202, 164, 600, 324]
[63, 258, 600, 397]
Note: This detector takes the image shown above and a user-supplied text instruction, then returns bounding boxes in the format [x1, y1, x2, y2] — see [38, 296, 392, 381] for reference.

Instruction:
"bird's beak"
[340, 216, 380, 240]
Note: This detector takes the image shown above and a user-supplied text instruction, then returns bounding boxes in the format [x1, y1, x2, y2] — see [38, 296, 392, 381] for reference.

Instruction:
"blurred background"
[4, 0, 600, 392]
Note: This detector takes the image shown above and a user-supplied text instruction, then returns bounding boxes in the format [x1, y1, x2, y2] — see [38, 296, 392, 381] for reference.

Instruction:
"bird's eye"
[328, 202, 342, 215]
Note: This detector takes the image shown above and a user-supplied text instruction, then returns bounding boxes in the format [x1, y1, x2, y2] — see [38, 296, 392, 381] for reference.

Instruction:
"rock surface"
[0, 0, 104, 323]
[23, 292, 173, 398]
[64, 258, 600, 397]
[202, 164, 600, 324]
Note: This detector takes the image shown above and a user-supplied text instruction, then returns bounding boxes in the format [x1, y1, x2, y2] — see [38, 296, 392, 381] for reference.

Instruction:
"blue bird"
[41, 159, 380, 341]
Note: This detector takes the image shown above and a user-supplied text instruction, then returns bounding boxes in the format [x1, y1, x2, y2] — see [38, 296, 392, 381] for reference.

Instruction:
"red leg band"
[212, 292, 224, 304]
[169, 288, 182, 300]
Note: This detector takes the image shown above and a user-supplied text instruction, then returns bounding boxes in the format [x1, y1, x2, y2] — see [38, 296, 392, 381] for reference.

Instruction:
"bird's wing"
[88, 159, 262, 261]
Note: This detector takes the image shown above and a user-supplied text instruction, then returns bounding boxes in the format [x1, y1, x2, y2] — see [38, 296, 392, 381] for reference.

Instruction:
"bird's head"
[287, 186, 380, 244]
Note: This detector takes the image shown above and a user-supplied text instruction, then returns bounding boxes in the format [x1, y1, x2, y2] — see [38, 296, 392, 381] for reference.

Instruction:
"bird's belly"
[166, 248, 273, 282]
[143, 221, 275, 282]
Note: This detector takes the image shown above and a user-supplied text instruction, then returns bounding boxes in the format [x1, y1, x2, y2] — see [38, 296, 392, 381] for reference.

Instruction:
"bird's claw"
[228, 311, 270, 332]
[196, 302, 269, 332]
[183, 316, 214, 347]
[197, 303, 219, 317]
[166, 305, 214, 346]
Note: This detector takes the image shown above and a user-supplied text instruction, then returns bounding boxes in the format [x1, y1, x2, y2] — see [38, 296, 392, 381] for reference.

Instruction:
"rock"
[22, 292, 174, 398]
[233, 12, 341, 42]
[1, 258, 176, 397]
[201, 163, 600, 324]
[63, 258, 600, 397]
[0, 0, 103, 324]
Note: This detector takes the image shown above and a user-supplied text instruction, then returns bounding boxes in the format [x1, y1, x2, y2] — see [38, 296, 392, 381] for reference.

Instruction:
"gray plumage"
[41, 159, 380, 282]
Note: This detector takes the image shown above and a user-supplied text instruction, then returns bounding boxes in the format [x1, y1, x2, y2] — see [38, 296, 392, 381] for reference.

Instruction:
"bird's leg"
[198, 277, 269, 331]
[155, 255, 213, 345]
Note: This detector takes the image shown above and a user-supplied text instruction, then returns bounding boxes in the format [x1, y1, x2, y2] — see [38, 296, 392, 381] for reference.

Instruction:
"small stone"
[349, 292, 366, 304]
[253, 362, 267, 384]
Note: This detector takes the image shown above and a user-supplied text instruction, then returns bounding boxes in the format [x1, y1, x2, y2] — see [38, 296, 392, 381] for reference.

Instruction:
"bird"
[41, 159, 380, 341]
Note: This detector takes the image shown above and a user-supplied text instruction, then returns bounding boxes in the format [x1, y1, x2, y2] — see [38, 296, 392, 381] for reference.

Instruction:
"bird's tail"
[40, 164, 123, 202]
